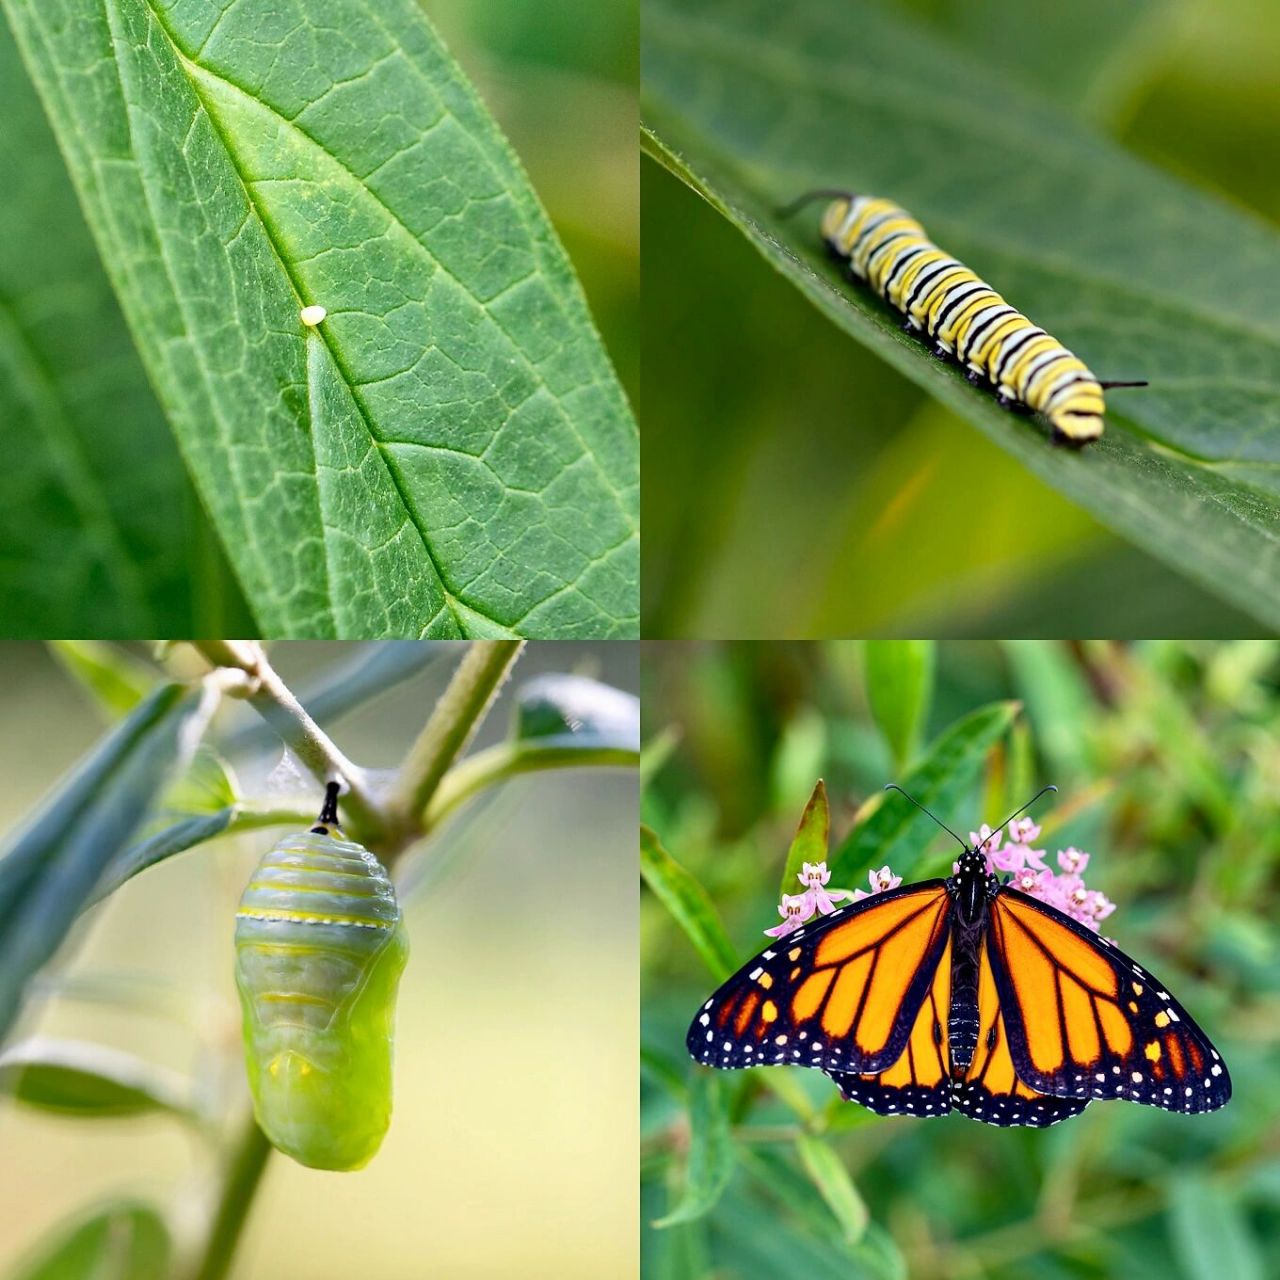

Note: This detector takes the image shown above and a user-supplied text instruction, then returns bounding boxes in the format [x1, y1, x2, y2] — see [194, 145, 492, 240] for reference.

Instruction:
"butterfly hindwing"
[827, 934, 954, 1118]
[687, 882, 951, 1075]
[954, 931, 1088, 1127]
[987, 887, 1231, 1113]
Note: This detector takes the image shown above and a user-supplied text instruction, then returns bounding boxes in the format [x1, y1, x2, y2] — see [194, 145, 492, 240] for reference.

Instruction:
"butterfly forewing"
[686, 882, 951, 1075]
[987, 888, 1231, 1113]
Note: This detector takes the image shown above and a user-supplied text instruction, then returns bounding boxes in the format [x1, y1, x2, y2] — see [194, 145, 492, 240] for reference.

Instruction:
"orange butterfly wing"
[987, 888, 1230, 1113]
[827, 935, 954, 1117]
[687, 883, 951, 1075]
[953, 933, 1088, 1126]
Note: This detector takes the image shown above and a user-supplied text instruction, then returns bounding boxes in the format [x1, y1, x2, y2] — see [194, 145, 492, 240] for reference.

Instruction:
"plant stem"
[192, 1119, 272, 1280]
[190, 642, 385, 843]
[422, 740, 638, 835]
[387, 640, 525, 841]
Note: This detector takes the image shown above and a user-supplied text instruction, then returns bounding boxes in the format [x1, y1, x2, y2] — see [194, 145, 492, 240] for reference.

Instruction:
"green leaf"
[642, 0, 1280, 629]
[1168, 1175, 1265, 1280]
[865, 641, 935, 771]
[794, 1132, 869, 1244]
[514, 672, 640, 752]
[829, 701, 1019, 885]
[1000, 640, 1093, 778]
[0, 681, 218, 1042]
[90, 809, 236, 907]
[47, 643, 158, 718]
[779, 779, 830, 901]
[0, 1037, 196, 1121]
[640, 825, 738, 981]
[654, 1070, 735, 1228]
[0, 22, 246, 637]
[11, 1202, 170, 1280]
[5, 0, 638, 638]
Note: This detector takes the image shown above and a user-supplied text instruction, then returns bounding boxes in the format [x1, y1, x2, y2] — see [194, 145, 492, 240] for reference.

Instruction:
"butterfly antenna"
[988, 785, 1058, 838]
[882, 783, 968, 850]
[313, 780, 341, 833]
[776, 188, 858, 219]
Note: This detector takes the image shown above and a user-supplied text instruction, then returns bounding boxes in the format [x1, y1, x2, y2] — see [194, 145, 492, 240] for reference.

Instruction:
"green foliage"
[0, 682, 216, 1042]
[0, 1037, 198, 1123]
[830, 700, 1019, 884]
[864, 641, 935, 772]
[641, 0, 1280, 634]
[3, 0, 637, 637]
[10, 1203, 170, 1280]
[641, 826, 738, 982]
[0, 22, 247, 637]
[779, 779, 829, 901]
[642, 640, 1276, 1279]
[654, 1070, 735, 1227]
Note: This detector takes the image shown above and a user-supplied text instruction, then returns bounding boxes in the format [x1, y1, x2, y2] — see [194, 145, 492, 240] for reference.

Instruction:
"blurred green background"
[641, 0, 1280, 637]
[642, 640, 1278, 1279]
[0, 642, 637, 1279]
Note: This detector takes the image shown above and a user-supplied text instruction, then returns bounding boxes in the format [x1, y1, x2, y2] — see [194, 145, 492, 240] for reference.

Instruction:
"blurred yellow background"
[0, 643, 637, 1279]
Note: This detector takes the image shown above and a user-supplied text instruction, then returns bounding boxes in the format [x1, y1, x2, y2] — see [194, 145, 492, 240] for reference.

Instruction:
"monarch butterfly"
[781, 192, 1146, 446]
[687, 787, 1230, 1126]
[234, 784, 409, 1170]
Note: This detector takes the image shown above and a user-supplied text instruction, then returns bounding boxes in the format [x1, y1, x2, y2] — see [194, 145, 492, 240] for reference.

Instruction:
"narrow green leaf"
[640, 726, 682, 788]
[514, 673, 640, 752]
[1000, 641, 1093, 778]
[47, 642, 158, 718]
[654, 1070, 735, 1228]
[0, 681, 218, 1042]
[795, 1133, 869, 1244]
[90, 809, 236, 907]
[642, 0, 1280, 628]
[0, 21, 245, 637]
[11, 1202, 170, 1280]
[5, 0, 638, 637]
[865, 641, 935, 772]
[0, 1037, 196, 1121]
[829, 701, 1019, 885]
[1168, 1176, 1265, 1280]
[640, 825, 738, 981]
[779, 779, 830, 902]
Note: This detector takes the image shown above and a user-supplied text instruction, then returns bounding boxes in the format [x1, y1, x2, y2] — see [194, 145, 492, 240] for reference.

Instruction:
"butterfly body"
[687, 847, 1229, 1127]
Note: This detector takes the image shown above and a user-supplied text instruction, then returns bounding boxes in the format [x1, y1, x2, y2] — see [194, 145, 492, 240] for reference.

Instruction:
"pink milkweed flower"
[1008, 817, 1042, 845]
[990, 839, 1048, 875]
[970, 825, 1002, 857]
[797, 861, 857, 915]
[1081, 890, 1115, 929]
[764, 893, 812, 937]
[853, 865, 902, 901]
[1058, 846, 1090, 875]
[1010, 866, 1051, 897]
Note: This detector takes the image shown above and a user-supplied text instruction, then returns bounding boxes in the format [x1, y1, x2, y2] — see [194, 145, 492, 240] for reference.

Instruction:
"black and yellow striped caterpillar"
[234, 784, 408, 1171]
[785, 192, 1145, 445]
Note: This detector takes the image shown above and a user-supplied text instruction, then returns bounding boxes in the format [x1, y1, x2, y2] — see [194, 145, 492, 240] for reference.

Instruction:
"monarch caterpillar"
[688, 787, 1230, 1126]
[783, 192, 1146, 445]
[234, 784, 408, 1170]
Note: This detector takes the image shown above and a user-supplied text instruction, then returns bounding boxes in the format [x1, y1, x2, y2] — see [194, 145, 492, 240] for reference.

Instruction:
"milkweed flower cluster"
[764, 861, 899, 937]
[765, 826, 1115, 938]
[968, 819, 1115, 932]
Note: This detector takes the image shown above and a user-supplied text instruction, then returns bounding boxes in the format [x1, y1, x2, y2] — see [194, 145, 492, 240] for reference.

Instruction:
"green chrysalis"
[234, 785, 408, 1171]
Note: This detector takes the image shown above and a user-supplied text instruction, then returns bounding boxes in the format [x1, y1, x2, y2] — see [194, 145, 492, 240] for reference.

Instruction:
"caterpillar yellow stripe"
[791, 192, 1145, 445]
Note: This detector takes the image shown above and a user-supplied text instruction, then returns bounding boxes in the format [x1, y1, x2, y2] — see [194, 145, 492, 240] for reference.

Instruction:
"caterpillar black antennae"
[776, 188, 859, 219]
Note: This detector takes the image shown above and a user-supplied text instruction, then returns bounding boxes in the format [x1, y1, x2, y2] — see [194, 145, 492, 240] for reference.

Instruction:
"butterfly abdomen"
[947, 958, 981, 1073]
[234, 829, 409, 1171]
